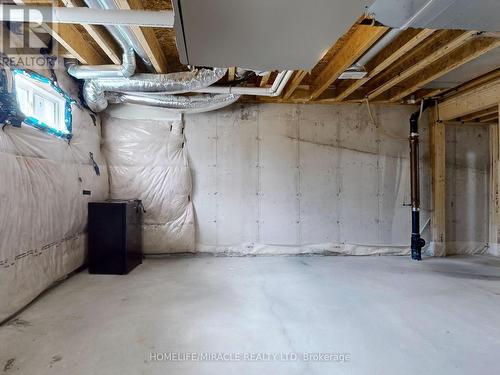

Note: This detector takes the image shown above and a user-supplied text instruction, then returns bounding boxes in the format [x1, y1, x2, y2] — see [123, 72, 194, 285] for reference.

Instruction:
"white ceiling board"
[173, 0, 373, 71]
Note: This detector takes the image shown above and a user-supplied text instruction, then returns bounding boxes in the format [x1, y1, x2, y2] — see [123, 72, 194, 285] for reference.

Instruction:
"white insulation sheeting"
[0, 72, 108, 323]
[101, 115, 195, 253]
[183, 103, 490, 255]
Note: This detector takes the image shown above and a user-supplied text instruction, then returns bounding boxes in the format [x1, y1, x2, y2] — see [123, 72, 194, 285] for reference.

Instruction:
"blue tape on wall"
[11, 69, 75, 140]
[0, 69, 24, 127]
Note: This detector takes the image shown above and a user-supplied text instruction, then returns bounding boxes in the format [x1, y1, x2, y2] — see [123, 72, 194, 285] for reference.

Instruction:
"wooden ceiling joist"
[479, 114, 499, 123]
[439, 69, 500, 100]
[334, 28, 435, 102]
[15, 0, 110, 65]
[438, 77, 500, 121]
[460, 106, 499, 122]
[115, 0, 169, 73]
[259, 72, 272, 87]
[61, 0, 121, 64]
[389, 36, 500, 102]
[309, 25, 388, 101]
[282, 70, 308, 100]
[227, 67, 236, 81]
[47, 24, 109, 64]
[366, 30, 475, 100]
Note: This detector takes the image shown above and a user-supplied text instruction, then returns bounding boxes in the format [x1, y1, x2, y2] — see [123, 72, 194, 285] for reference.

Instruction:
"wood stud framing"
[429, 107, 446, 257]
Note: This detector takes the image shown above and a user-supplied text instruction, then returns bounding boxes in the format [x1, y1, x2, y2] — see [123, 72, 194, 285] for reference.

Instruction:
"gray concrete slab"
[1, 255, 500, 375]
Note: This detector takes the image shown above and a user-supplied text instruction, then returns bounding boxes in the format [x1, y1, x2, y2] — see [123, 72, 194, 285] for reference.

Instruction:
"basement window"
[13, 69, 73, 139]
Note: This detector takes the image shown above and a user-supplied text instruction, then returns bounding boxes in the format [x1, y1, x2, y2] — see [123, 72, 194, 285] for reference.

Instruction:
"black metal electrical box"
[88, 200, 143, 275]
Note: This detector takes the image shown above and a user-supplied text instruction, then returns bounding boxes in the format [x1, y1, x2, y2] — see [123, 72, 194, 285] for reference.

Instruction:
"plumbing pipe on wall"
[409, 100, 432, 260]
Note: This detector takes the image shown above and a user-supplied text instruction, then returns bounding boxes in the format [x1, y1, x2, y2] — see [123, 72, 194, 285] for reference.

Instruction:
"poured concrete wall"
[103, 102, 490, 256]
[184, 103, 433, 255]
[445, 125, 490, 254]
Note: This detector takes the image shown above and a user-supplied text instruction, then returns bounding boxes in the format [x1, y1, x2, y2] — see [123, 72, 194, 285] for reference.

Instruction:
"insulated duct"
[83, 68, 227, 112]
[106, 92, 240, 113]
[66, 37, 136, 79]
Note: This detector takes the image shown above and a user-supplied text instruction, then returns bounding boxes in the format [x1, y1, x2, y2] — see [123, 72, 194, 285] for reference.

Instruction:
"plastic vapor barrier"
[101, 114, 195, 253]
[0, 71, 108, 323]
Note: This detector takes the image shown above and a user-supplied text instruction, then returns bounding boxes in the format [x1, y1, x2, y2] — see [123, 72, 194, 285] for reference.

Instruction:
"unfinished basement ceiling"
[425, 49, 500, 89]
[369, 0, 500, 31]
[172, 0, 374, 71]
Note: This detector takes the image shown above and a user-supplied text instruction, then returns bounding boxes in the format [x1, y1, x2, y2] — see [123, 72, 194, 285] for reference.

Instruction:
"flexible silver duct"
[83, 68, 227, 112]
[84, 0, 155, 72]
[66, 37, 136, 79]
[106, 92, 240, 113]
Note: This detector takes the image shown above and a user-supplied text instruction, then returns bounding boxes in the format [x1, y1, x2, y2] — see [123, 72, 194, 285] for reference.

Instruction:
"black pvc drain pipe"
[409, 100, 432, 261]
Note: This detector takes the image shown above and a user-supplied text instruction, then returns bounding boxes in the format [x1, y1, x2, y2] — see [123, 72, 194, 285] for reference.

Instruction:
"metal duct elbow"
[84, 68, 227, 112]
[66, 45, 136, 80]
[83, 79, 109, 112]
[106, 92, 240, 113]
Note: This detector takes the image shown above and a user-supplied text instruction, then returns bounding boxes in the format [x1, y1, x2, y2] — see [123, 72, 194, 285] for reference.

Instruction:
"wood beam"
[389, 37, 500, 102]
[259, 72, 272, 87]
[282, 70, 308, 100]
[15, 0, 109, 64]
[61, 0, 121, 64]
[334, 29, 435, 102]
[430, 107, 446, 257]
[440, 69, 500, 100]
[479, 114, 499, 123]
[438, 76, 500, 121]
[309, 25, 388, 101]
[115, 0, 168, 73]
[367, 30, 475, 100]
[227, 67, 236, 81]
[459, 106, 498, 122]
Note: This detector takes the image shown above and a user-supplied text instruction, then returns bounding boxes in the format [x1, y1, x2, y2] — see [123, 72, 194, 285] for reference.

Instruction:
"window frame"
[12, 69, 74, 140]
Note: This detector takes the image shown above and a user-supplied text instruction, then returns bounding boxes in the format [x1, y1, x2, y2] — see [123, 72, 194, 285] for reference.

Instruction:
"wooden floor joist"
[259, 72, 272, 87]
[309, 25, 388, 101]
[282, 70, 308, 100]
[15, 0, 110, 65]
[479, 114, 499, 123]
[366, 30, 475, 101]
[438, 76, 500, 121]
[334, 29, 435, 102]
[391, 37, 500, 102]
[460, 106, 499, 122]
[61, 0, 121, 64]
[115, 0, 169, 73]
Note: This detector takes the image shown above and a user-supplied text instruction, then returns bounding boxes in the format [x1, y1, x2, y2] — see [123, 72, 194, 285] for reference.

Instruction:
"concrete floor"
[1, 255, 500, 375]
